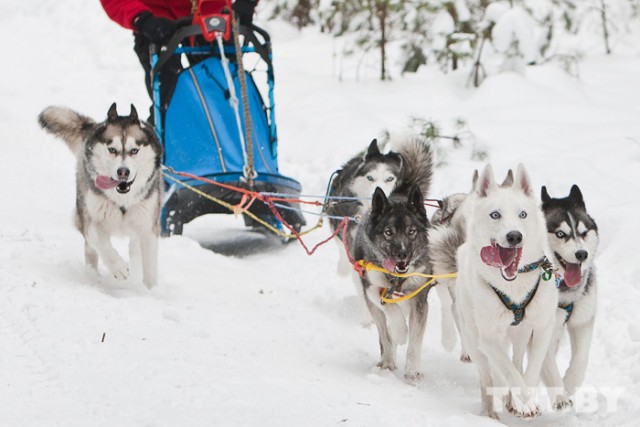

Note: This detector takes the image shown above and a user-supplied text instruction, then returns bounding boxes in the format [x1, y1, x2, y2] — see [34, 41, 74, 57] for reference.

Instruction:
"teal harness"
[490, 257, 554, 326]
[490, 277, 541, 326]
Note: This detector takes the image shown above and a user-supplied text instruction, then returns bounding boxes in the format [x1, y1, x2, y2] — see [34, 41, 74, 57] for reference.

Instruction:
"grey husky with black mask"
[38, 103, 163, 288]
[349, 137, 433, 382]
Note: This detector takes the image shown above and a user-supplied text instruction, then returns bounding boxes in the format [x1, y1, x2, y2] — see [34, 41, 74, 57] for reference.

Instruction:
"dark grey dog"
[350, 137, 433, 382]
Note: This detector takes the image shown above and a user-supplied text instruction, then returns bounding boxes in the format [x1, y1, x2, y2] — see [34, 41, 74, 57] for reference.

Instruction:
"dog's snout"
[506, 231, 523, 246]
[396, 250, 408, 261]
[117, 167, 130, 180]
[575, 250, 588, 262]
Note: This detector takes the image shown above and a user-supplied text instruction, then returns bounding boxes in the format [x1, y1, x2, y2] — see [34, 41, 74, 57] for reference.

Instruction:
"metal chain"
[232, 13, 256, 185]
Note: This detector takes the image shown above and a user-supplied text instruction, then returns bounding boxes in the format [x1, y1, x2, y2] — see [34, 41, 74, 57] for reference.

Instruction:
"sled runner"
[151, 0, 306, 236]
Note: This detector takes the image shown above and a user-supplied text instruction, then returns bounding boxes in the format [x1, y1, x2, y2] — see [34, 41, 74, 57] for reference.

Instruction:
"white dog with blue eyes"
[454, 164, 558, 420]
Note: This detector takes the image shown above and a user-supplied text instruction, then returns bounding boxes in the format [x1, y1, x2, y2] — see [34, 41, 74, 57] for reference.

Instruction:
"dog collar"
[490, 276, 541, 326]
[518, 256, 553, 274]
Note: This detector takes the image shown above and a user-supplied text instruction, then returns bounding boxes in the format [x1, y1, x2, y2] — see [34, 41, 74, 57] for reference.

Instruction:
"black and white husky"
[535, 185, 598, 409]
[38, 103, 163, 288]
[450, 165, 558, 419]
[327, 139, 403, 243]
[348, 137, 433, 382]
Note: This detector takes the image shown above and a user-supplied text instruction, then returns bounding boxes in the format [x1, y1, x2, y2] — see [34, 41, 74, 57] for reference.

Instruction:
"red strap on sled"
[192, 0, 232, 42]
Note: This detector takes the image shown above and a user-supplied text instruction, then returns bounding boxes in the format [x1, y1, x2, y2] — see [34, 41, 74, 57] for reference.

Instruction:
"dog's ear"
[476, 164, 495, 198]
[569, 184, 583, 202]
[514, 163, 533, 197]
[365, 139, 380, 158]
[501, 169, 514, 187]
[371, 186, 388, 219]
[407, 184, 426, 218]
[541, 185, 551, 203]
[470, 170, 479, 192]
[107, 103, 118, 122]
[129, 104, 139, 124]
[568, 184, 586, 208]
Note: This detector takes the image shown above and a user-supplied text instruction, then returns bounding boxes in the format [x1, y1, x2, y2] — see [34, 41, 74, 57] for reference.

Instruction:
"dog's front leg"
[365, 295, 397, 371]
[510, 325, 532, 374]
[524, 320, 555, 388]
[564, 317, 595, 395]
[139, 231, 158, 288]
[86, 223, 129, 280]
[478, 333, 538, 418]
[541, 316, 572, 411]
[514, 320, 556, 417]
[404, 290, 428, 383]
[84, 240, 99, 270]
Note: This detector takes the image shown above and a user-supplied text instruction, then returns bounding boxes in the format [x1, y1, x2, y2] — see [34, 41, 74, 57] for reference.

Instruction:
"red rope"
[262, 196, 348, 256]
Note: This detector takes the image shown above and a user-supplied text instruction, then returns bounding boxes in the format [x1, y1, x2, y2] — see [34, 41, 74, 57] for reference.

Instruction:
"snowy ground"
[1, 1, 640, 426]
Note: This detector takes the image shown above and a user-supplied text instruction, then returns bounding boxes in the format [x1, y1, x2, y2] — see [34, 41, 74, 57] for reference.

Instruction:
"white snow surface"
[2, 1, 640, 426]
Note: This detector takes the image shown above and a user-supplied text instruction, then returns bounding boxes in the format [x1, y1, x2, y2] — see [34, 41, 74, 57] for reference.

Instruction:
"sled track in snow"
[0, 287, 61, 389]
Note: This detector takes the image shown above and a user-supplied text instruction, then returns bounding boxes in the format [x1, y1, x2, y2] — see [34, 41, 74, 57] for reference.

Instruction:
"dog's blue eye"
[384, 228, 394, 237]
[385, 177, 395, 182]
[490, 211, 501, 220]
[519, 211, 527, 219]
[130, 148, 139, 155]
[407, 227, 416, 236]
[366, 176, 374, 182]
[108, 147, 117, 154]
[555, 231, 566, 238]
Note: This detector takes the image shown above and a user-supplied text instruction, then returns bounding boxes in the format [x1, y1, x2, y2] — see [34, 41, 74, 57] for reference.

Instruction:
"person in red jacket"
[100, 0, 258, 120]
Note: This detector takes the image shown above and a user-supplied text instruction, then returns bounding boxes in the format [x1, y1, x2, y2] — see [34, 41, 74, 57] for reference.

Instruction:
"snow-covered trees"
[265, 0, 639, 83]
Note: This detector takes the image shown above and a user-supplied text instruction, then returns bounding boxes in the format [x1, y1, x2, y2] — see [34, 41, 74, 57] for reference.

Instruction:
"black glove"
[134, 11, 177, 45]
[232, 0, 257, 25]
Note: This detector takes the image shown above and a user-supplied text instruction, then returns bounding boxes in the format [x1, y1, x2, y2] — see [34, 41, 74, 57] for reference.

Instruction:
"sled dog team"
[39, 104, 598, 420]
[327, 136, 598, 419]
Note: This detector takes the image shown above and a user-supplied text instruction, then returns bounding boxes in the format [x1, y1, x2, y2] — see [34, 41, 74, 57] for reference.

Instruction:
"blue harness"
[490, 277, 541, 326]
[490, 257, 554, 326]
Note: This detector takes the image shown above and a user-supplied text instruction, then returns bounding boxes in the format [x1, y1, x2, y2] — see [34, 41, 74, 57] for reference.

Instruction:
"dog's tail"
[38, 106, 96, 155]
[394, 137, 433, 196]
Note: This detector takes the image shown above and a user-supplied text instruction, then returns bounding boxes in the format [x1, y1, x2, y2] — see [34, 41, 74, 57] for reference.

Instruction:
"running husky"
[349, 137, 433, 382]
[454, 164, 558, 419]
[535, 185, 598, 409]
[38, 103, 163, 288]
[326, 139, 403, 323]
[327, 139, 403, 244]
[430, 170, 512, 360]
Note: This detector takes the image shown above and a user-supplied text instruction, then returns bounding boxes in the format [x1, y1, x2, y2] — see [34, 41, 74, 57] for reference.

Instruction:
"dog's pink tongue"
[480, 245, 503, 268]
[564, 263, 582, 287]
[382, 257, 397, 272]
[95, 175, 118, 190]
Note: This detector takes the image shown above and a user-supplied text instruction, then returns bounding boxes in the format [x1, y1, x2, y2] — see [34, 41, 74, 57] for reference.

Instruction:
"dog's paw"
[460, 354, 472, 363]
[105, 256, 129, 280]
[403, 371, 424, 385]
[553, 395, 573, 412]
[507, 393, 540, 419]
[143, 275, 157, 289]
[376, 360, 397, 371]
[482, 407, 501, 421]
